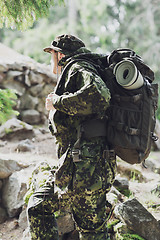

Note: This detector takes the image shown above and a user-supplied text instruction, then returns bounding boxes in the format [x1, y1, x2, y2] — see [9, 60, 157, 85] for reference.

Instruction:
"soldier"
[27, 34, 116, 240]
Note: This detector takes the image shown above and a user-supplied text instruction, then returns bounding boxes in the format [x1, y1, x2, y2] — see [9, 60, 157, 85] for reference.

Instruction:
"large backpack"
[102, 49, 158, 164]
[56, 49, 159, 164]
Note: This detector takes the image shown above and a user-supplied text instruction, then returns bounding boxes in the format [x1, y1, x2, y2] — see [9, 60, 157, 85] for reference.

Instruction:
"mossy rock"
[113, 221, 145, 240]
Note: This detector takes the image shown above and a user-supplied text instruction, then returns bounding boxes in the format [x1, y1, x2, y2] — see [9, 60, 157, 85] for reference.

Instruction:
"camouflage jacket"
[49, 47, 111, 157]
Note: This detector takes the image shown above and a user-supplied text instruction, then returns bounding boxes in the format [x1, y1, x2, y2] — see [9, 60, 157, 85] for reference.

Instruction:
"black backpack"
[103, 49, 158, 164]
[56, 49, 159, 164]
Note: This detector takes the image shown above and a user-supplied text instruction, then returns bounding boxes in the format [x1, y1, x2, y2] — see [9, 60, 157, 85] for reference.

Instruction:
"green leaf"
[0, 0, 64, 30]
[0, 89, 19, 124]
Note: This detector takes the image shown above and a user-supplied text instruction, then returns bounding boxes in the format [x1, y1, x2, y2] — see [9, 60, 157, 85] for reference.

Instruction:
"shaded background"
[0, 1, 159, 71]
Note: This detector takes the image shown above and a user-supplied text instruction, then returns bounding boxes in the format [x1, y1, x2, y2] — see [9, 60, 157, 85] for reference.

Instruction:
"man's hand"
[45, 93, 56, 111]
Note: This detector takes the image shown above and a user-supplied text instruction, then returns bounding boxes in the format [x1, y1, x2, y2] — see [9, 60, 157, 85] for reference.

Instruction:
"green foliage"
[0, 0, 160, 115]
[121, 233, 145, 240]
[130, 169, 144, 182]
[116, 187, 132, 198]
[0, 0, 64, 30]
[0, 89, 19, 124]
[107, 219, 120, 230]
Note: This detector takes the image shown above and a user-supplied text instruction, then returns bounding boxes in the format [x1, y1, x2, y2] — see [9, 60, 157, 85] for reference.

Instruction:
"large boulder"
[0, 118, 35, 140]
[2, 167, 34, 218]
[116, 198, 160, 240]
[0, 158, 25, 179]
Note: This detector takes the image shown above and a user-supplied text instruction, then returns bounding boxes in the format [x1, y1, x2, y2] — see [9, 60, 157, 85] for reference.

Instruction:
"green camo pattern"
[50, 47, 111, 157]
[27, 47, 116, 240]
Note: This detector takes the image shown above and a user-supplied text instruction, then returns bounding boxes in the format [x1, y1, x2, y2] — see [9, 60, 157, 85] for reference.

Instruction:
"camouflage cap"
[43, 34, 85, 55]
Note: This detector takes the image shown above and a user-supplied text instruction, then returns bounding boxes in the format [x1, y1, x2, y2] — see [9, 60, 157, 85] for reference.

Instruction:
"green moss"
[122, 233, 145, 240]
[130, 169, 143, 182]
[4, 128, 13, 134]
[20, 122, 26, 128]
[107, 219, 120, 230]
[116, 187, 132, 198]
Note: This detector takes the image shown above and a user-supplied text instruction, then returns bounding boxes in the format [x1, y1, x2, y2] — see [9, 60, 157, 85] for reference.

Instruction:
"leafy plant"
[0, 89, 19, 124]
[0, 0, 64, 30]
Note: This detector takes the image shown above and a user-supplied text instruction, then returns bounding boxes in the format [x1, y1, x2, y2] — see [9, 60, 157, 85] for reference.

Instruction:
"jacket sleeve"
[52, 63, 111, 116]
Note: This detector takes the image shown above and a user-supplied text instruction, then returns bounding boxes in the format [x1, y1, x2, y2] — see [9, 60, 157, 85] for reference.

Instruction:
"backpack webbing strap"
[109, 122, 140, 135]
[113, 94, 142, 103]
[103, 149, 116, 160]
[71, 125, 82, 162]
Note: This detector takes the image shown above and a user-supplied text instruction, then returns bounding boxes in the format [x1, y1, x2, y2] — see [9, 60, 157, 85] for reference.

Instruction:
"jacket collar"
[58, 47, 91, 66]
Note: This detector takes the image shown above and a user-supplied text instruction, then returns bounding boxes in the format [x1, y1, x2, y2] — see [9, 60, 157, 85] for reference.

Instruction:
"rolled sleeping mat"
[113, 60, 144, 90]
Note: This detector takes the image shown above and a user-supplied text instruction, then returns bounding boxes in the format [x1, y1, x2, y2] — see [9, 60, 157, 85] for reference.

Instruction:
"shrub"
[0, 89, 19, 124]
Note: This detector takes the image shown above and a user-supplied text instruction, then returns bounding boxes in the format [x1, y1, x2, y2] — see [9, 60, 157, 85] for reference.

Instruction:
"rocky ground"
[0, 127, 58, 240]
[0, 125, 160, 240]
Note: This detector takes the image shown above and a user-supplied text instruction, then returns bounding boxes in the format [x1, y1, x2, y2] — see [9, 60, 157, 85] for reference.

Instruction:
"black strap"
[109, 122, 140, 135]
[81, 119, 107, 138]
[113, 94, 142, 103]
[103, 149, 116, 160]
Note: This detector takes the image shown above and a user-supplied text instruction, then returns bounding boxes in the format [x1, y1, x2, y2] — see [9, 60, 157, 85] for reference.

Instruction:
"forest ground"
[0, 128, 160, 240]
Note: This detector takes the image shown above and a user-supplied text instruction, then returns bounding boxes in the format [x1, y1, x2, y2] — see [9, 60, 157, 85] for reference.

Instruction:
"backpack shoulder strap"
[54, 59, 82, 95]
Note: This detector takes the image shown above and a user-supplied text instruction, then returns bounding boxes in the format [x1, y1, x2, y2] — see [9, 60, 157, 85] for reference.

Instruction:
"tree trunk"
[68, 0, 78, 35]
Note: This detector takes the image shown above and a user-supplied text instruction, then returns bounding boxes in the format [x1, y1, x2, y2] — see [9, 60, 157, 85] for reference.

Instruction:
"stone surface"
[20, 94, 39, 110]
[18, 209, 28, 230]
[22, 227, 31, 240]
[0, 43, 56, 125]
[2, 167, 33, 217]
[145, 157, 160, 174]
[29, 83, 45, 97]
[0, 207, 7, 224]
[116, 198, 160, 240]
[6, 70, 23, 81]
[0, 118, 34, 140]
[21, 109, 41, 125]
[2, 79, 26, 96]
[15, 139, 35, 152]
[29, 71, 44, 84]
[113, 175, 129, 191]
[0, 159, 23, 179]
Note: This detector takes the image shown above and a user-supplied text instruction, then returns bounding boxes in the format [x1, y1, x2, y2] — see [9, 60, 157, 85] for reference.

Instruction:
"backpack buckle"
[103, 150, 115, 160]
[71, 149, 82, 162]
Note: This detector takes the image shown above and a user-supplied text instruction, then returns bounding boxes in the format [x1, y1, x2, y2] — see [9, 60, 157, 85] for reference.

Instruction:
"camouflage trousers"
[27, 137, 116, 240]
